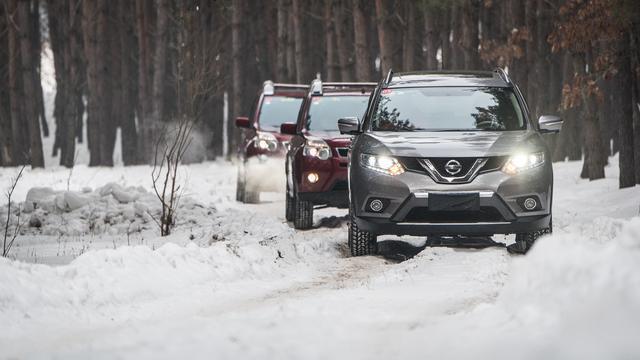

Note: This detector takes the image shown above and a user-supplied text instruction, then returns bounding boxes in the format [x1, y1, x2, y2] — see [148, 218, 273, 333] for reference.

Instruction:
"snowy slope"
[0, 157, 638, 359]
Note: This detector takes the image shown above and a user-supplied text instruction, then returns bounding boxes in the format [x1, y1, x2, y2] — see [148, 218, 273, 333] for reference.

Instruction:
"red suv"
[235, 81, 308, 203]
[280, 80, 375, 229]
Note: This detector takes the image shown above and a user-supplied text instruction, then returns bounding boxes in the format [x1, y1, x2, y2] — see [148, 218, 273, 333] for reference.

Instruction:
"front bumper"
[355, 192, 551, 236]
[294, 153, 349, 207]
[298, 190, 349, 208]
[351, 163, 553, 236]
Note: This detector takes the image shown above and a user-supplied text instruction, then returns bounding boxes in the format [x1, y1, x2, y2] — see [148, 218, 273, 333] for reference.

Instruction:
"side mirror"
[280, 122, 298, 135]
[338, 117, 361, 135]
[538, 115, 563, 133]
[235, 116, 251, 129]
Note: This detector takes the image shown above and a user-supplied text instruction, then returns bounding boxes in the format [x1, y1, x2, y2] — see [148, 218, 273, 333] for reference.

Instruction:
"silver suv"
[339, 70, 563, 256]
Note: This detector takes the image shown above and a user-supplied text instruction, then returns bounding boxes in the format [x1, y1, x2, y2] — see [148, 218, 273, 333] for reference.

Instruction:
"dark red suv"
[235, 81, 308, 203]
[280, 80, 375, 229]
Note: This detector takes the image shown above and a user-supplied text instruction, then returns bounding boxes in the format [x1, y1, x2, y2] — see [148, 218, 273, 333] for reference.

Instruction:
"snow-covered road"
[1, 158, 639, 359]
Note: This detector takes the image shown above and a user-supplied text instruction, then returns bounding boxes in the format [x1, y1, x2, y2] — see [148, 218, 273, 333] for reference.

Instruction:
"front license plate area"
[429, 193, 480, 211]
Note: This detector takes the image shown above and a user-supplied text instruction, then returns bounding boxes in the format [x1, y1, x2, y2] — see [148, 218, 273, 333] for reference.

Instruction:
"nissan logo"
[444, 160, 462, 175]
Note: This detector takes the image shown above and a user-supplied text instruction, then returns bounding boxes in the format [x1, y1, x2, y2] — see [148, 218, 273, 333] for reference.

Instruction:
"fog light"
[307, 172, 319, 184]
[523, 197, 537, 210]
[369, 199, 384, 212]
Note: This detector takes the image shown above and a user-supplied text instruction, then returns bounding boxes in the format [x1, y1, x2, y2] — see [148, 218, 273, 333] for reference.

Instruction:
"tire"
[285, 181, 295, 222]
[236, 164, 246, 202]
[244, 190, 260, 204]
[508, 218, 552, 254]
[293, 192, 313, 229]
[348, 204, 378, 256]
[237, 161, 260, 203]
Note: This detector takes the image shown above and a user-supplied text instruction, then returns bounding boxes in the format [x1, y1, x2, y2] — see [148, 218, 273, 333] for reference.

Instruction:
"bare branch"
[3, 165, 25, 257]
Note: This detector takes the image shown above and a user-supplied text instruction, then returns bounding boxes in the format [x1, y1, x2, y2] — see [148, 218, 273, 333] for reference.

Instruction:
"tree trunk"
[291, 0, 305, 83]
[150, 0, 169, 150]
[402, 1, 416, 72]
[439, 6, 451, 70]
[574, 52, 605, 180]
[424, 6, 439, 70]
[632, 21, 640, 183]
[8, 0, 27, 165]
[450, 2, 464, 69]
[615, 32, 635, 188]
[231, 0, 244, 155]
[18, 0, 44, 167]
[375, 0, 392, 75]
[333, 1, 352, 81]
[461, 0, 480, 70]
[286, 7, 296, 82]
[553, 52, 582, 162]
[48, 0, 67, 159]
[324, 0, 338, 81]
[0, 2, 12, 165]
[507, 0, 527, 93]
[82, 0, 102, 165]
[524, 0, 537, 107]
[276, 0, 288, 82]
[119, 0, 138, 165]
[352, 0, 372, 81]
[31, 1, 47, 140]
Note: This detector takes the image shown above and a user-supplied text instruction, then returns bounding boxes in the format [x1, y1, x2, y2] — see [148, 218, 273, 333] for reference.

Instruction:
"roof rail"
[322, 82, 377, 87]
[263, 81, 308, 95]
[272, 83, 309, 89]
[384, 69, 394, 85]
[309, 81, 377, 96]
[494, 67, 512, 85]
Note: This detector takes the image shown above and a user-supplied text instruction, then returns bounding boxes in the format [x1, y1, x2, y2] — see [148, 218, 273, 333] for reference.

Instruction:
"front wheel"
[236, 163, 246, 202]
[285, 181, 295, 222]
[507, 219, 552, 254]
[348, 205, 378, 256]
[293, 192, 313, 229]
[237, 160, 260, 204]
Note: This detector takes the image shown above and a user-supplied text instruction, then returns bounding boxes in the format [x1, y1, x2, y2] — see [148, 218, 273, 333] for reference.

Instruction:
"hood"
[305, 129, 347, 139]
[367, 131, 538, 158]
[305, 130, 352, 147]
[260, 129, 292, 143]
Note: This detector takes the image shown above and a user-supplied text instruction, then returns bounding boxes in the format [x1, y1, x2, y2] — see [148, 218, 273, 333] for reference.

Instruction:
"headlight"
[502, 152, 545, 175]
[361, 154, 404, 176]
[254, 132, 278, 152]
[303, 138, 331, 160]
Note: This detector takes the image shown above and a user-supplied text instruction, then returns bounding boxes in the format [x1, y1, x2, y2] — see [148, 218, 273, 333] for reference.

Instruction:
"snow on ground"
[0, 157, 639, 359]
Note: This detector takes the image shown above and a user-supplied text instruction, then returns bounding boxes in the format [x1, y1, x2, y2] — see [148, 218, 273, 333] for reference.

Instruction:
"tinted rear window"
[258, 96, 304, 130]
[370, 87, 525, 132]
[306, 95, 369, 131]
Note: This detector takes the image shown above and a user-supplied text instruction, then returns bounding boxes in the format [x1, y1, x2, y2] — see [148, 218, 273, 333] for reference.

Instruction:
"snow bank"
[490, 217, 640, 358]
[15, 182, 215, 237]
[0, 240, 295, 333]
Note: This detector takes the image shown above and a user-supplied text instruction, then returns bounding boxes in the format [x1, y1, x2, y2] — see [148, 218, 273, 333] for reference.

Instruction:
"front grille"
[403, 207, 505, 223]
[336, 148, 349, 157]
[399, 156, 508, 175]
[429, 158, 477, 176]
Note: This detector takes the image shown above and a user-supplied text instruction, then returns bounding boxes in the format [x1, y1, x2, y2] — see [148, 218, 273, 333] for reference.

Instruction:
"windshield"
[306, 95, 369, 131]
[370, 87, 525, 132]
[258, 96, 304, 130]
